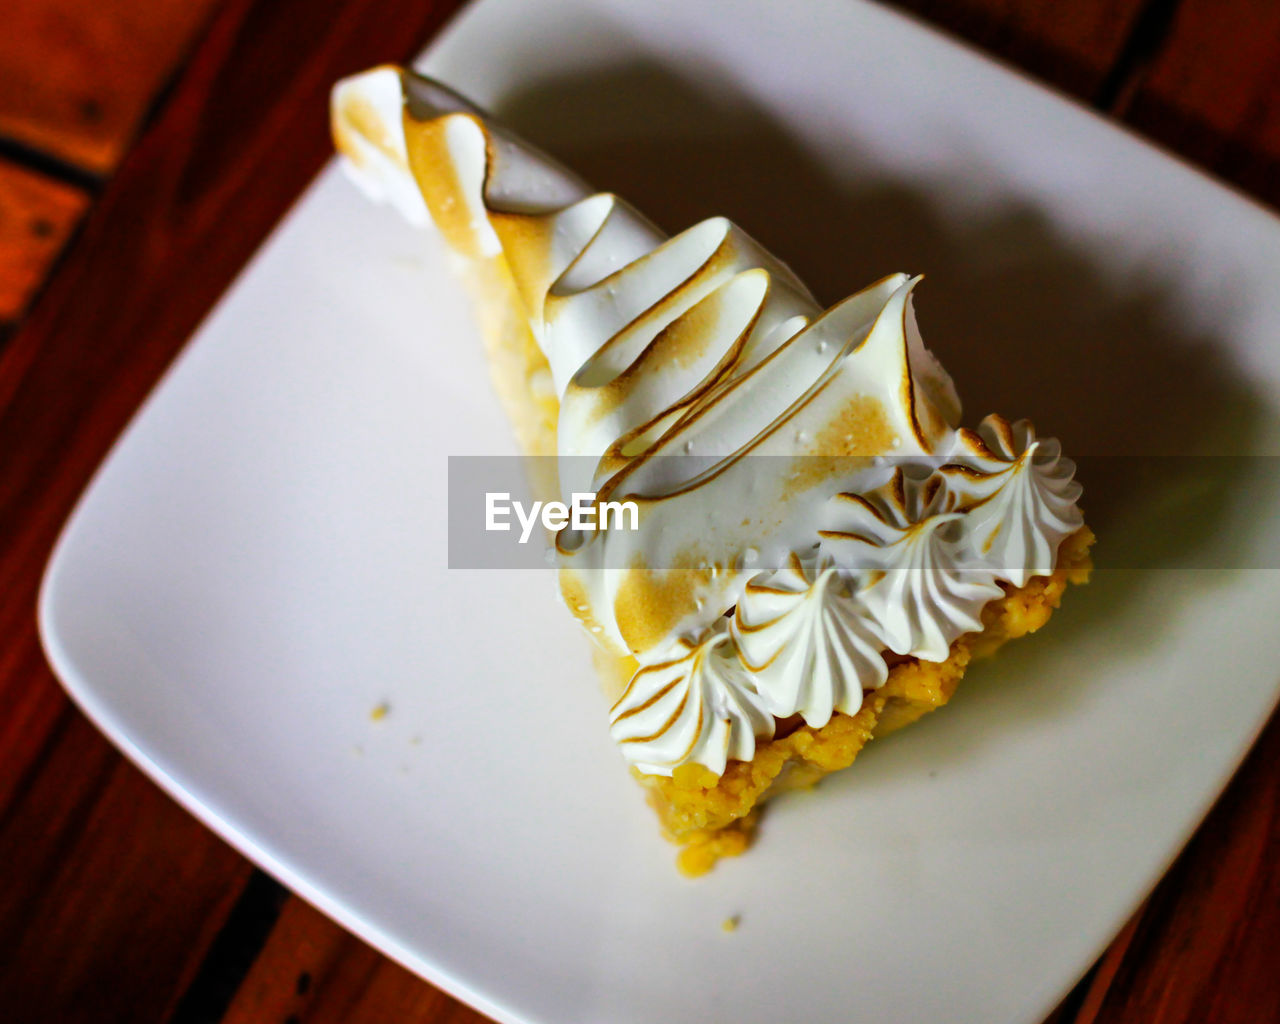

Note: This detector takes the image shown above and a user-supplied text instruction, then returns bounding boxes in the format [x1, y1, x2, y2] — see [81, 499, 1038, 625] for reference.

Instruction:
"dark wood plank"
[1115, 0, 1280, 210]
[0, 0, 463, 821]
[219, 899, 491, 1024]
[887, 0, 1149, 99]
[0, 713, 254, 1024]
[1072, 710, 1280, 1024]
[1069, 905, 1145, 1023]
[0, 0, 224, 175]
[0, 157, 87, 322]
[0, 0, 463, 1020]
[3, 0, 1272, 1022]
[1053, 2, 1280, 1020]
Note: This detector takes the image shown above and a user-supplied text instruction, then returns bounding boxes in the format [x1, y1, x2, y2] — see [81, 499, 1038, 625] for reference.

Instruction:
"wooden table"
[1, 1, 1277, 1021]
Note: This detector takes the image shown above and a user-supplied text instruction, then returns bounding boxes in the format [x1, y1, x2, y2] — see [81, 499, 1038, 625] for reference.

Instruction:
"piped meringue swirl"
[732, 553, 887, 728]
[942, 416, 1085, 587]
[609, 630, 775, 777]
[820, 470, 1005, 662]
[332, 66, 1087, 777]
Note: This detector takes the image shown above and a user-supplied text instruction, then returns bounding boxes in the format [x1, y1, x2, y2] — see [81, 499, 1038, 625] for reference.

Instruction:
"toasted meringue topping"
[332, 66, 1086, 776]
[821, 470, 1005, 662]
[733, 553, 888, 727]
[609, 630, 774, 776]
[942, 416, 1085, 587]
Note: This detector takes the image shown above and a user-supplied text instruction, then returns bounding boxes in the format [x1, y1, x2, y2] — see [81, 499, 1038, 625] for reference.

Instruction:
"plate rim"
[36, 0, 1280, 1021]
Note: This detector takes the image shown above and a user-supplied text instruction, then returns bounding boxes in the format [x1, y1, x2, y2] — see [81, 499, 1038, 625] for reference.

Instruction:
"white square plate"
[39, 1, 1280, 1022]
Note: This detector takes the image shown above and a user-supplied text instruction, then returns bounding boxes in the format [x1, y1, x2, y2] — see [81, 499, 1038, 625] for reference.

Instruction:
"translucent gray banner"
[446, 455, 1280, 570]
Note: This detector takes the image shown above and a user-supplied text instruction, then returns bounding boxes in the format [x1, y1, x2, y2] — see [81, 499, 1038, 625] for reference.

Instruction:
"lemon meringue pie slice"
[331, 66, 1093, 875]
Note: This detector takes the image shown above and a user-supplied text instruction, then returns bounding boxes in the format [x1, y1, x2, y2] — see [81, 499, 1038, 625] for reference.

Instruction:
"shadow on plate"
[492, 62, 1275, 756]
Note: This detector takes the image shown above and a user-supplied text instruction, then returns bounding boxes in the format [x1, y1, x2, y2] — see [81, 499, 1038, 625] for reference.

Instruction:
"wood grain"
[888, 0, 1149, 98]
[1, 0, 1278, 1022]
[1073, 710, 1280, 1024]
[219, 899, 490, 1024]
[0, 0, 225, 174]
[1056, 3, 1280, 1019]
[1116, 0, 1280, 209]
[0, 0, 462, 1019]
[0, 157, 87, 322]
[1069, 904, 1145, 1023]
[0, 713, 253, 1024]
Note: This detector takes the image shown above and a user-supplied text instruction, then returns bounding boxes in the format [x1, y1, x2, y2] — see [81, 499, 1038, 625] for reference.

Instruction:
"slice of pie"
[331, 67, 1093, 875]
